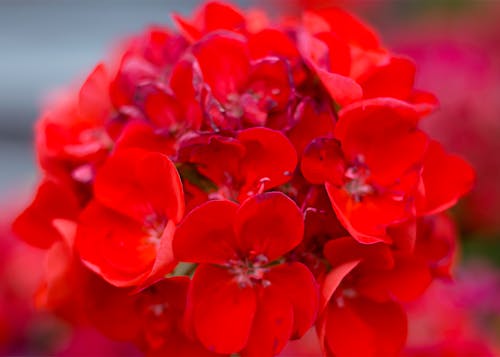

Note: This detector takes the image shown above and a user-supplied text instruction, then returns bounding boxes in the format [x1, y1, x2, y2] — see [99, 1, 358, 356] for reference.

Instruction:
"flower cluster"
[13, 2, 474, 356]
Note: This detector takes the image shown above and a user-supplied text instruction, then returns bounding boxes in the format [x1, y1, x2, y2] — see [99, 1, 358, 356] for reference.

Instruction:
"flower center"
[143, 213, 167, 246]
[225, 90, 277, 126]
[226, 253, 271, 288]
[344, 155, 374, 203]
[225, 93, 246, 119]
[335, 288, 358, 308]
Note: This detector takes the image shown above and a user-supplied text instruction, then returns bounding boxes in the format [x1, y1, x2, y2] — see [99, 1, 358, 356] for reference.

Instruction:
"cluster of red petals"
[13, 2, 474, 356]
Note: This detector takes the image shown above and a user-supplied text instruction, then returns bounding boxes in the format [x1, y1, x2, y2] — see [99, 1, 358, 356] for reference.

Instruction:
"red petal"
[326, 185, 410, 243]
[35, 237, 86, 322]
[245, 58, 293, 124]
[143, 89, 182, 129]
[173, 2, 245, 41]
[356, 253, 432, 302]
[110, 56, 157, 108]
[237, 127, 297, 199]
[417, 140, 475, 215]
[94, 148, 184, 223]
[360, 56, 416, 100]
[12, 180, 79, 249]
[78, 63, 111, 123]
[173, 200, 239, 264]
[131, 150, 184, 223]
[141, 220, 178, 289]
[248, 28, 300, 61]
[202, 1, 245, 34]
[82, 274, 142, 342]
[388, 218, 417, 254]
[149, 335, 221, 357]
[415, 214, 457, 279]
[185, 134, 245, 187]
[84, 276, 191, 348]
[242, 285, 294, 357]
[76, 202, 175, 287]
[288, 99, 336, 157]
[302, 11, 330, 35]
[169, 59, 203, 130]
[324, 297, 407, 357]
[320, 260, 360, 311]
[301, 137, 345, 185]
[170, 59, 197, 105]
[114, 121, 177, 156]
[323, 237, 394, 272]
[136, 277, 192, 351]
[235, 192, 304, 261]
[315, 32, 351, 76]
[190, 264, 256, 354]
[336, 97, 419, 137]
[137, 27, 187, 68]
[336, 98, 428, 186]
[192, 33, 250, 103]
[266, 262, 319, 338]
[315, 66, 363, 107]
[407, 89, 439, 115]
[306, 9, 380, 49]
[172, 14, 202, 42]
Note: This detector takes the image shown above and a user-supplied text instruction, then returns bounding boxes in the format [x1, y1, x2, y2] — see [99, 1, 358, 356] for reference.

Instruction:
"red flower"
[173, 192, 318, 355]
[191, 32, 295, 131]
[302, 99, 428, 243]
[76, 148, 184, 287]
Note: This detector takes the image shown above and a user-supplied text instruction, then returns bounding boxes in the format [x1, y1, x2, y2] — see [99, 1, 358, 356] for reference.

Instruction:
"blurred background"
[0, 0, 499, 355]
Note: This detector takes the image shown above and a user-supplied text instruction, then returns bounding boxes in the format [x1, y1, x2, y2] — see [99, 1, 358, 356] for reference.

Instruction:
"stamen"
[150, 304, 166, 317]
[143, 213, 167, 245]
[226, 254, 271, 288]
[344, 155, 375, 202]
[343, 288, 357, 298]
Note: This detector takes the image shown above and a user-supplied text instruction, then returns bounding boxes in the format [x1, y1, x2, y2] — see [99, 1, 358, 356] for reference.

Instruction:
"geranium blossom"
[76, 148, 184, 287]
[173, 192, 318, 355]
